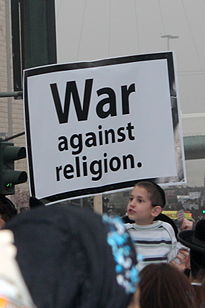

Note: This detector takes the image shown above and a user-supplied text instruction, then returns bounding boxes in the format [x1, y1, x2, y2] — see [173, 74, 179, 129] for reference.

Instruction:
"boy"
[125, 181, 180, 271]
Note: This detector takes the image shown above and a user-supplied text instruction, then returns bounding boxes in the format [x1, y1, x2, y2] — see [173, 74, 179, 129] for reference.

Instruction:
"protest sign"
[24, 52, 186, 201]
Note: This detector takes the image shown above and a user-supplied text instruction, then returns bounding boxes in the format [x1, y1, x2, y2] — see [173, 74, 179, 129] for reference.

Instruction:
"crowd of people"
[0, 180, 205, 307]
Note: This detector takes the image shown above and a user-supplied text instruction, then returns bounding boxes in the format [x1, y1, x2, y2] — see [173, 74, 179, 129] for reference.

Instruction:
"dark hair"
[139, 263, 195, 308]
[0, 194, 17, 222]
[135, 181, 166, 208]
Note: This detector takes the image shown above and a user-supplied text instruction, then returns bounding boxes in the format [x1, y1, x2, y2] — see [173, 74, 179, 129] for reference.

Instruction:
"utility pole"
[161, 34, 179, 50]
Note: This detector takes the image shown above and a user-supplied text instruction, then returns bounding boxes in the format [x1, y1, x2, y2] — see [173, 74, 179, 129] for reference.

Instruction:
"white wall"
[55, 0, 205, 186]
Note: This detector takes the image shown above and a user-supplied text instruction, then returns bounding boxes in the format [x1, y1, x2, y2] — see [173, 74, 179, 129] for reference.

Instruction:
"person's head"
[5, 204, 139, 308]
[127, 181, 165, 225]
[178, 219, 205, 281]
[0, 230, 35, 308]
[138, 263, 195, 308]
[0, 195, 17, 228]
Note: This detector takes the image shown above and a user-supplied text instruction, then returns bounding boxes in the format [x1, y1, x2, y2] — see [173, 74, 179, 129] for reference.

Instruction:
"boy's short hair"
[135, 181, 166, 208]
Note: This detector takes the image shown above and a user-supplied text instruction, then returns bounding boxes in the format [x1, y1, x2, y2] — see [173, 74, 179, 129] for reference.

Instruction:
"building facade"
[0, 0, 29, 208]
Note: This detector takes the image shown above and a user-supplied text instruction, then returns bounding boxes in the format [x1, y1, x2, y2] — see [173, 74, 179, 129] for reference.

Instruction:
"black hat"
[178, 219, 205, 253]
[5, 204, 138, 308]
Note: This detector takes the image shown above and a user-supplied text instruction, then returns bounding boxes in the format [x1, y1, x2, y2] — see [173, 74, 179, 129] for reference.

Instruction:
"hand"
[180, 218, 193, 231]
[170, 249, 190, 272]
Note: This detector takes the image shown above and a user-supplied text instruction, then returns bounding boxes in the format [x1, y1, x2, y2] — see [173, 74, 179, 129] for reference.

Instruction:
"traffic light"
[0, 141, 27, 195]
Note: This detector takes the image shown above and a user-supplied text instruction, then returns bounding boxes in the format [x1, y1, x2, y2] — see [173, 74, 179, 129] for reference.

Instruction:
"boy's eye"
[128, 197, 144, 203]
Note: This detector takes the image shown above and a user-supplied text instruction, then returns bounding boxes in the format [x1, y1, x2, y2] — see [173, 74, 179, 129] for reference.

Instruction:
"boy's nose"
[129, 202, 135, 208]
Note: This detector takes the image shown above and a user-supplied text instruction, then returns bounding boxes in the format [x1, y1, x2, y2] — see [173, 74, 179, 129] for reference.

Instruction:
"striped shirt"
[125, 220, 178, 271]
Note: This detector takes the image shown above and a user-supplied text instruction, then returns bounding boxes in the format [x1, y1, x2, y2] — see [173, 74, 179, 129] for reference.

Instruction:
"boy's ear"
[151, 206, 162, 217]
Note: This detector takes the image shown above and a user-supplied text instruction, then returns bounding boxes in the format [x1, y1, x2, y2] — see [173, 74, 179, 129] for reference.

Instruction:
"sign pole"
[93, 194, 103, 214]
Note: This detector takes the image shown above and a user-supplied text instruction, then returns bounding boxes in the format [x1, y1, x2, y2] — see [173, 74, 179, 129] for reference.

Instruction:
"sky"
[54, 0, 205, 187]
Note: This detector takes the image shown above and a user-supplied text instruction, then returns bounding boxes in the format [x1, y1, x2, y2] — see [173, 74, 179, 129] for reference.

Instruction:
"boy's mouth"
[127, 209, 136, 214]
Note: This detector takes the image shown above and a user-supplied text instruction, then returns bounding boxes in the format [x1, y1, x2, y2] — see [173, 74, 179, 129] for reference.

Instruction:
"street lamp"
[161, 34, 179, 50]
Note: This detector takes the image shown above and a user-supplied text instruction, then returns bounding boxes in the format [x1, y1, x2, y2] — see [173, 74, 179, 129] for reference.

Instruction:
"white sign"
[24, 52, 186, 201]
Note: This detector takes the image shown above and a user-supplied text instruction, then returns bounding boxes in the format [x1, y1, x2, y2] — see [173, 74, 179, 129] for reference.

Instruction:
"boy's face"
[127, 185, 161, 225]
